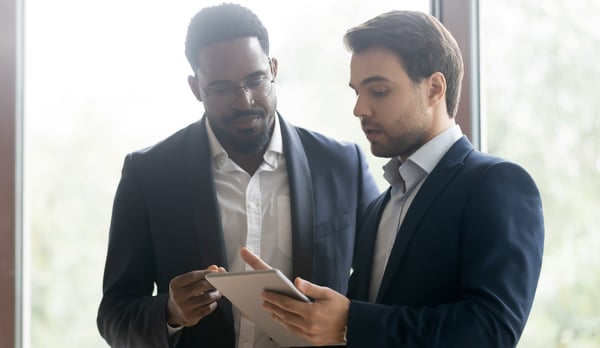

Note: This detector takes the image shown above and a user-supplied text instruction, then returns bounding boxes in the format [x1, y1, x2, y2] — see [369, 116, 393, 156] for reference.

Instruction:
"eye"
[371, 88, 389, 98]
[245, 78, 266, 89]
[209, 84, 234, 95]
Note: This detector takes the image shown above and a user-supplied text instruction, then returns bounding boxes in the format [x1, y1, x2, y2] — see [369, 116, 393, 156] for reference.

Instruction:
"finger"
[271, 311, 309, 338]
[182, 266, 222, 291]
[176, 290, 222, 327]
[179, 299, 219, 326]
[171, 266, 220, 289]
[295, 277, 330, 300]
[194, 278, 218, 293]
[193, 300, 219, 321]
[263, 299, 306, 329]
[191, 289, 222, 307]
[240, 247, 272, 270]
[262, 291, 306, 316]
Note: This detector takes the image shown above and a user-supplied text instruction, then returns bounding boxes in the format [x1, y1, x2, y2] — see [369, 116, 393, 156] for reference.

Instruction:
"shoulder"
[463, 150, 540, 197]
[440, 138, 540, 196]
[290, 124, 362, 157]
[127, 121, 204, 163]
[447, 138, 534, 180]
[466, 150, 532, 178]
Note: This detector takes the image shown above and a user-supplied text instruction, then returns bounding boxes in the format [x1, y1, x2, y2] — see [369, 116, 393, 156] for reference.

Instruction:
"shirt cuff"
[167, 322, 183, 336]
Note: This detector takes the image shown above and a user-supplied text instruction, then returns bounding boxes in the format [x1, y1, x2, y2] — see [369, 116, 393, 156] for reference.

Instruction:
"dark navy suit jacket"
[97, 114, 379, 347]
[346, 137, 544, 348]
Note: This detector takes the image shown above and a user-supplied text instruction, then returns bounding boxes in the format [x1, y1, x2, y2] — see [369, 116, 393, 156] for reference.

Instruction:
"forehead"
[196, 37, 269, 81]
[349, 47, 410, 86]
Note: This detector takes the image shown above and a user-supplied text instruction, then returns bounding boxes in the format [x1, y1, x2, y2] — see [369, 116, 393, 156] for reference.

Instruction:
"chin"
[366, 140, 391, 157]
[230, 131, 271, 154]
[370, 146, 394, 158]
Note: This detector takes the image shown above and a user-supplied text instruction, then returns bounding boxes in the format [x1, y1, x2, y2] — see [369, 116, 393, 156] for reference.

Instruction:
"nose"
[232, 87, 253, 109]
[353, 94, 370, 119]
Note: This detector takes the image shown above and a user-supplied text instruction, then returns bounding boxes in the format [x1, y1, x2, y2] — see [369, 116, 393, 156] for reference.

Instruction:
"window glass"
[481, 1, 600, 347]
[23, 1, 429, 346]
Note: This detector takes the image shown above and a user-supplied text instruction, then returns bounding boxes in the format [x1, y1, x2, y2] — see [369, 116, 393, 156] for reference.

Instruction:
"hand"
[166, 265, 226, 327]
[240, 247, 272, 270]
[261, 277, 350, 346]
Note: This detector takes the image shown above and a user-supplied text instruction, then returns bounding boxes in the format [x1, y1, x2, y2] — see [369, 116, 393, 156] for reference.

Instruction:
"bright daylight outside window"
[481, 1, 600, 347]
[23, 0, 429, 346]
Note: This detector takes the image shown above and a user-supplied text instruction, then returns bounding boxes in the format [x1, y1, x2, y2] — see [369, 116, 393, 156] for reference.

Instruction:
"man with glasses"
[96, 3, 379, 348]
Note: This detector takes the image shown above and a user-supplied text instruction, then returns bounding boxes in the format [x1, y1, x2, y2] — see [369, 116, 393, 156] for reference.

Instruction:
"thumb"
[295, 277, 330, 299]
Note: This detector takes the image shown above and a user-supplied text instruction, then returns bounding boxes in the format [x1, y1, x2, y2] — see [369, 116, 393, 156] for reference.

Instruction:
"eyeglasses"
[202, 77, 275, 106]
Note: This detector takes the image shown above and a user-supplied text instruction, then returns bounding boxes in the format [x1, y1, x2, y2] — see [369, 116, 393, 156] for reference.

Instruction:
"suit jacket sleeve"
[97, 154, 173, 348]
[346, 161, 544, 348]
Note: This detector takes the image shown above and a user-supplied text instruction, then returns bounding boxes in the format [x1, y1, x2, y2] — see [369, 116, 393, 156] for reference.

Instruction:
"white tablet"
[205, 269, 324, 347]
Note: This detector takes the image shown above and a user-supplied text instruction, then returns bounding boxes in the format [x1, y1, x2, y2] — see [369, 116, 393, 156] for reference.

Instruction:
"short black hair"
[344, 11, 464, 118]
[185, 3, 269, 73]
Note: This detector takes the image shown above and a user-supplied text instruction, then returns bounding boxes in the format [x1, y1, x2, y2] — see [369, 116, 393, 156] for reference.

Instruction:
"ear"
[269, 57, 279, 80]
[426, 72, 446, 107]
[188, 75, 203, 102]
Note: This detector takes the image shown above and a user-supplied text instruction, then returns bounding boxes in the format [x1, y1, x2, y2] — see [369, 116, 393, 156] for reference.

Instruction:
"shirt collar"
[206, 115, 284, 171]
[382, 124, 463, 188]
[409, 124, 463, 174]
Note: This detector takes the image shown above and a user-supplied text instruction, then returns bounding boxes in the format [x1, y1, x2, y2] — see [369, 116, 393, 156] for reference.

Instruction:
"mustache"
[361, 119, 381, 131]
[226, 109, 266, 122]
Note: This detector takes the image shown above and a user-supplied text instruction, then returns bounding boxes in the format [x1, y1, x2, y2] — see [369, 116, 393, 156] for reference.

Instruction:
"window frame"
[433, 0, 480, 148]
[1, 0, 20, 347]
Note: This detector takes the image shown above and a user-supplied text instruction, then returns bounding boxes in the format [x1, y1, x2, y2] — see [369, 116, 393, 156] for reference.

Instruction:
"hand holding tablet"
[205, 269, 314, 346]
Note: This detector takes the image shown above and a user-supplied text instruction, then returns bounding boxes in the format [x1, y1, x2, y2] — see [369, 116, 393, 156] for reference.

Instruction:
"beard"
[225, 124, 271, 154]
[366, 102, 431, 159]
[209, 108, 274, 154]
[386, 128, 428, 159]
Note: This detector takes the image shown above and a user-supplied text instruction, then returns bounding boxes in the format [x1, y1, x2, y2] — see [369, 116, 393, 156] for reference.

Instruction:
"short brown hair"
[344, 11, 464, 118]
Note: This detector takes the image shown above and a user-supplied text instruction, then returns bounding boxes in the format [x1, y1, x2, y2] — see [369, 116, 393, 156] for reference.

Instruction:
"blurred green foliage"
[482, 0, 600, 346]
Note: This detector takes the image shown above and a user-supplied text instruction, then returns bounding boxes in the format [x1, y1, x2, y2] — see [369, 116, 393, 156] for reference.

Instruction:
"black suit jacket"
[97, 115, 379, 347]
[346, 137, 544, 347]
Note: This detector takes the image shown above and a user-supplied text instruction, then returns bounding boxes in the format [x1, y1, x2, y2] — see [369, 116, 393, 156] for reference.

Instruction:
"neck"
[229, 150, 265, 176]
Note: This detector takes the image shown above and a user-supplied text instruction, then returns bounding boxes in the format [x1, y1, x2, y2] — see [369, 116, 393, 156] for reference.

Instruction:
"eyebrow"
[206, 69, 268, 87]
[349, 75, 391, 90]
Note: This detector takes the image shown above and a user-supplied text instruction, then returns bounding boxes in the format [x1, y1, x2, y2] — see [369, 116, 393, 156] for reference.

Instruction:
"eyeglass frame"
[199, 58, 275, 106]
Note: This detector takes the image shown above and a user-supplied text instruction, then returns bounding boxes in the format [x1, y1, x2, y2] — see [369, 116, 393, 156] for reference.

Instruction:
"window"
[481, 1, 600, 346]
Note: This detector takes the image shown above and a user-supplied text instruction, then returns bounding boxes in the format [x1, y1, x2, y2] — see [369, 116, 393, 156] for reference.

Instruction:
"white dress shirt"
[369, 125, 463, 302]
[207, 116, 292, 348]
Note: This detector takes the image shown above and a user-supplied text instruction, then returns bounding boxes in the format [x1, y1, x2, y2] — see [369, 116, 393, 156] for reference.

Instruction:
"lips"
[224, 110, 265, 129]
[228, 114, 261, 123]
[362, 123, 383, 142]
[226, 110, 265, 123]
[227, 116, 260, 131]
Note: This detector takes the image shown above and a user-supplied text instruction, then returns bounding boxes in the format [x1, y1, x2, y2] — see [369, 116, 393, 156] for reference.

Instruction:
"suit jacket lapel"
[376, 137, 474, 302]
[349, 190, 390, 301]
[188, 118, 229, 269]
[279, 114, 315, 280]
